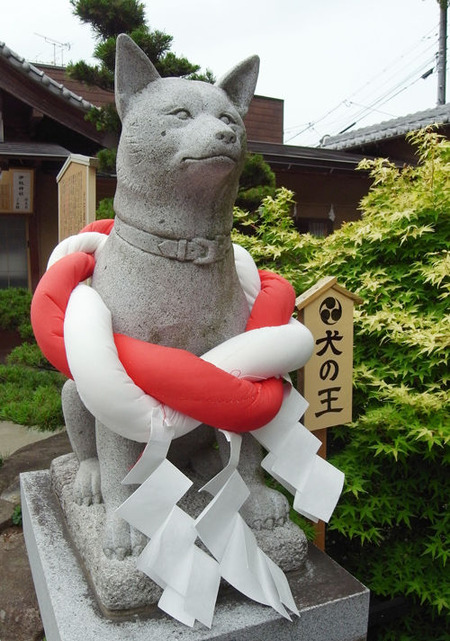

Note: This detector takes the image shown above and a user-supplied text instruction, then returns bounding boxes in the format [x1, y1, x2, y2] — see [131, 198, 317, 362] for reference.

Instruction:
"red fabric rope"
[31, 222, 296, 432]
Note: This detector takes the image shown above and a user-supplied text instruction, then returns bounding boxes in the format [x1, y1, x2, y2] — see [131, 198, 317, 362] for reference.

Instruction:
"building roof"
[0, 141, 70, 160]
[320, 103, 450, 151]
[0, 42, 95, 113]
[37, 64, 115, 109]
[0, 40, 374, 173]
[248, 140, 368, 172]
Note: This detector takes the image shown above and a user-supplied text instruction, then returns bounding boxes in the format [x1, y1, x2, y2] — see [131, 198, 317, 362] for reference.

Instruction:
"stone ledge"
[21, 469, 369, 641]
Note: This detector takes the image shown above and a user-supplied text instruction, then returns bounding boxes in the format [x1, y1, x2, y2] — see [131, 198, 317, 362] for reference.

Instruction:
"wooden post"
[296, 277, 362, 550]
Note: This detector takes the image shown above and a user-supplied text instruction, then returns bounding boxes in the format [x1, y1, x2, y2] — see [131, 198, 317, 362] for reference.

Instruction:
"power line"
[332, 56, 436, 134]
[336, 64, 435, 136]
[285, 23, 440, 145]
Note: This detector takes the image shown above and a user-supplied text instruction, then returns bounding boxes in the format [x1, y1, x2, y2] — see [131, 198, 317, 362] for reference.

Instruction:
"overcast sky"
[2, 0, 446, 145]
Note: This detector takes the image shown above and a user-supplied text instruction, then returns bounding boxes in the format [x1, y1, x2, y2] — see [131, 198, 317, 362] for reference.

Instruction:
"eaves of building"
[0, 42, 109, 147]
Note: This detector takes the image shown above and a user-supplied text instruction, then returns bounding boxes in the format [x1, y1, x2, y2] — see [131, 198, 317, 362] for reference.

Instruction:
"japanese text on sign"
[0, 169, 34, 213]
[297, 279, 360, 431]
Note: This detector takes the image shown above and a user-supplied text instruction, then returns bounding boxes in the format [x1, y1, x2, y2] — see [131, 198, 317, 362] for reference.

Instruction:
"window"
[296, 218, 333, 237]
[0, 215, 28, 288]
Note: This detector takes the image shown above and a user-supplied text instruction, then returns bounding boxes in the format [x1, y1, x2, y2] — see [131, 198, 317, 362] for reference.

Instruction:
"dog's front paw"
[73, 458, 101, 506]
[102, 512, 147, 560]
[241, 485, 290, 531]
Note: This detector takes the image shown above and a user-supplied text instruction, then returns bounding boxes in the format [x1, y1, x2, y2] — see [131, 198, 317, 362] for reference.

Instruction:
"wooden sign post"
[0, 168, 34, 213]
[57, 154, 98, 242]
[296, 276, 362, 550]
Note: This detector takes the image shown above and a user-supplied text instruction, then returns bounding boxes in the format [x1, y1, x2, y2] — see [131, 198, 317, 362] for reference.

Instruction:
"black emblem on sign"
[319, 297, 342, 325]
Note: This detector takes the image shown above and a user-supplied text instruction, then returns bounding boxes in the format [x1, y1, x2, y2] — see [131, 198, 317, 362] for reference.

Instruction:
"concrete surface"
[0, 426, 68, 506]
[21, 468, 370, 641]
[0, 421, 65, 459]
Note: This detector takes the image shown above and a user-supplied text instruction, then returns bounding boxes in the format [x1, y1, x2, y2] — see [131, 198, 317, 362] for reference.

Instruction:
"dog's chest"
[92, 231, 249, 355]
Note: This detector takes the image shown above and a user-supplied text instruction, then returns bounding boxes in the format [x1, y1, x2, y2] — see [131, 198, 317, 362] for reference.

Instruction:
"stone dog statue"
[61, 34, 301, 563]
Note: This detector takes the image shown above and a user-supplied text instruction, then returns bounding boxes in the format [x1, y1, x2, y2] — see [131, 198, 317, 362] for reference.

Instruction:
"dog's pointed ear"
[115, 34, 161, 120]
[216, 56, 259, 118]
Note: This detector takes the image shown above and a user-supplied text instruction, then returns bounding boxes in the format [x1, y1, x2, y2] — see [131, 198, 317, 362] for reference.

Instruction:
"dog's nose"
[215, 129, 237, 144]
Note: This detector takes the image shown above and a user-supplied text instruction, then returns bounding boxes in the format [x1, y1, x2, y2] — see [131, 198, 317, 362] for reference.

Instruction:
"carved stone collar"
[114, 217, 232, 265]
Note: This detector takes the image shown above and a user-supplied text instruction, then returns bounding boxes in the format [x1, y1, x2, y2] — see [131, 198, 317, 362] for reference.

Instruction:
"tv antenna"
[34, 33, 71, 66]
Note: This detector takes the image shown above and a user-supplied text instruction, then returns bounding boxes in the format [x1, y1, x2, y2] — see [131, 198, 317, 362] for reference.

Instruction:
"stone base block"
[21, 469, 369, 641]
[49, 453, 308, 612]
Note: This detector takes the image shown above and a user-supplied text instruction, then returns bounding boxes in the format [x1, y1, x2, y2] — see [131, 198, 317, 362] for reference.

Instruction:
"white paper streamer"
[117, 408, 222, 627]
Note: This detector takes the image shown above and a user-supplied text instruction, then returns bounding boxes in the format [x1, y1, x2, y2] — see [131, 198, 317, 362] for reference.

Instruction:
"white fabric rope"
[51, 231, 345, 627]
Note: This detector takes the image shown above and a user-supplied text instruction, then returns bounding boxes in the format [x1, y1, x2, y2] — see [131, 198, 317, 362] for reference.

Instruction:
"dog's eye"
[220, 113, 235, 126]
[170, 109, 191, 120]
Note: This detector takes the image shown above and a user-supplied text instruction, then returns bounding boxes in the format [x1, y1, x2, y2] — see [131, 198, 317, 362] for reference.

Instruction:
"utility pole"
[437, 0, 448, 105]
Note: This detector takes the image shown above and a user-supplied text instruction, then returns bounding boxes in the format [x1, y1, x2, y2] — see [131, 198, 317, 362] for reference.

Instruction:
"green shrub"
[232, 186, 319, 292]
[234, 129, 449, 638]
[11, 504, 22, 526]
[97, 147, 117, 173]
[0, 288, 33, 339]
[96, 196, 115, 220]
[313, 130, 450, 637]
[0, 291, 65, 431]
[235, 153, 276, 212]
[0, 361, 64, 430]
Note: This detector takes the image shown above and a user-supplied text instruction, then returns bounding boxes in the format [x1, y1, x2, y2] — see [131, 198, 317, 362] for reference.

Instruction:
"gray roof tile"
[320, 103, 450, 150]
[0, 141, 71, 158]
[0, 41, 95, 112]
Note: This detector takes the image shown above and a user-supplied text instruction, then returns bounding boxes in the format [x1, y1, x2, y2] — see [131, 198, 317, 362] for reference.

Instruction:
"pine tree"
[66, 0, 213, 161]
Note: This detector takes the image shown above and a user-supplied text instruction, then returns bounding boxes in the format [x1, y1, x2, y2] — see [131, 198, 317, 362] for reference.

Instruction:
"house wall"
[97, 175, 116, 203]
[1, 55, 365, 290]
[34, 170, 59, 284]
[245, 96, 284, 143]
[274, 167, 371, 231]
[25, 169, 116, 290]
[348, 138, 418, 164]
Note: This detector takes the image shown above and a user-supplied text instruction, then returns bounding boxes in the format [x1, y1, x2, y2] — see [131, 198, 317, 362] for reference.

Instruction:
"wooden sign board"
[57, 154, 98, 242]
[0, 169, 34, 213]
[296, 277, 363, 432]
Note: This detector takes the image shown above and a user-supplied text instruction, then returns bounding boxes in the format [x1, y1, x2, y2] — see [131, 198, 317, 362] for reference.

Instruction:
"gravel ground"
[0, 430, 71, 641]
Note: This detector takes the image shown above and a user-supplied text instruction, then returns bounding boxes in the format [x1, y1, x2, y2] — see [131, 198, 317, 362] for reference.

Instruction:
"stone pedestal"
[21, 469, 369, 641]
[49, 453, 309, 613]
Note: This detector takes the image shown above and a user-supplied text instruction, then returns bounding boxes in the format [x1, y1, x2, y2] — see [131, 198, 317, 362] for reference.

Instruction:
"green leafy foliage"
[233, 129, 449, 637]
[66, 59, 115, 92]
[0, 352, 65, 431]
[0, 288, 33, 339]
[96, 147, 117, 172]
[318, 130, 449, 636]
[11, 504, 22, 526]
[0, 292, 65, 431]
[70, 0, 146, 40]
[235, 153, 276, 212]
[96, 196, 115, 219]
[85, 103, 121, 135]
[67, 0, 212, 109]
[232, 186, 320, 293]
